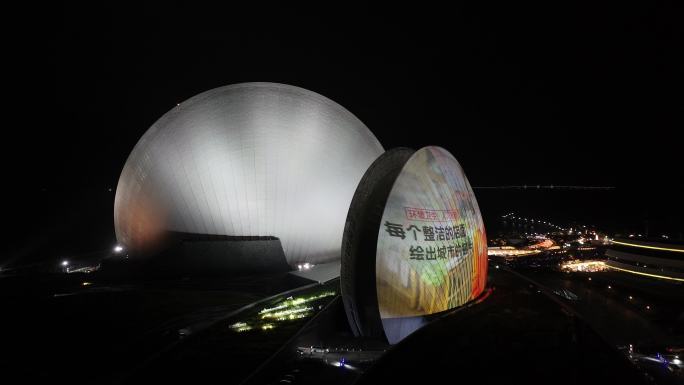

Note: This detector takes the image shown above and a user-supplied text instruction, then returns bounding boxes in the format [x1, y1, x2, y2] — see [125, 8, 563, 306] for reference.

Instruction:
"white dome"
[114, 82, 384, 266]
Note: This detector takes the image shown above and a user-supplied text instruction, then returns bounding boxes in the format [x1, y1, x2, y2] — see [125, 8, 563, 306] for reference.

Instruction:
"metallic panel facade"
[114, 82, 384, 266]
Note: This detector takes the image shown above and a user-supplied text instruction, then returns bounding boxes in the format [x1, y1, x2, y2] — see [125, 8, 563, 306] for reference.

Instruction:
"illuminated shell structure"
[114, 83, 384, 267]
[341, 146, 487, 344]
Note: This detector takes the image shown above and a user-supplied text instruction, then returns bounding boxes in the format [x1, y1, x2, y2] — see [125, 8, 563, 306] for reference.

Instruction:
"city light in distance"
[500, 213, 568, 232]
[561, 260, 609, 273]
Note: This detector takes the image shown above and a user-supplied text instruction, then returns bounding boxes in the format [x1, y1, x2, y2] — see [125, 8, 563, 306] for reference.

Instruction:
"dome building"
[341, 146, 488, 344]
[114, 83, 384, 270]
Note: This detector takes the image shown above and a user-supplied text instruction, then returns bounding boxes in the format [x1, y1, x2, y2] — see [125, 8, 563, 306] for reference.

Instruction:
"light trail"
[611, 240, 684, 253]
[607, 265, 684, 282]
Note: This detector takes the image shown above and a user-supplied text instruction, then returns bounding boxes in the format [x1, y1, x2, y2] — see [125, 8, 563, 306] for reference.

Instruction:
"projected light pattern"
[376, 147, 487, 320]
[230, 290, 337, 333]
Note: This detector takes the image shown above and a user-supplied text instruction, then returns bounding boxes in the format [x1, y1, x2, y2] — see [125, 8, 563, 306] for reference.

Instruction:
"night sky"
[3, 4, 682, 265]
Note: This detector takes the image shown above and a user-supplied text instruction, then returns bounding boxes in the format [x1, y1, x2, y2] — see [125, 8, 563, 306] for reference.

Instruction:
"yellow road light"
[607, 265, 684, 282]
[610, 240, 684, 253]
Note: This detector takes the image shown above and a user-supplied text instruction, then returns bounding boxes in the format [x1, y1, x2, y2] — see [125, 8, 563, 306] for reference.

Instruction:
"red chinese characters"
[404, 207, 460, 222]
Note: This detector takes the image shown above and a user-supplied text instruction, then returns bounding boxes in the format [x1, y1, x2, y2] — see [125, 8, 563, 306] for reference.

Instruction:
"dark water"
[476, 188, 683, 239]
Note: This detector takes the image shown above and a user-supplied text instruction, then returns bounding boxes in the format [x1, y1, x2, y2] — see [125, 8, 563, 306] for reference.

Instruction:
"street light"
[61, 260, 69, 267]
[113, 245, 124, 253]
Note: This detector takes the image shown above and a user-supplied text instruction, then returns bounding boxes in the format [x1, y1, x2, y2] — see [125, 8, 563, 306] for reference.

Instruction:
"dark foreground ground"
[242, 267, 678, 385]
[0, 271, 313, 384]
[1, 263, 682, 385]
